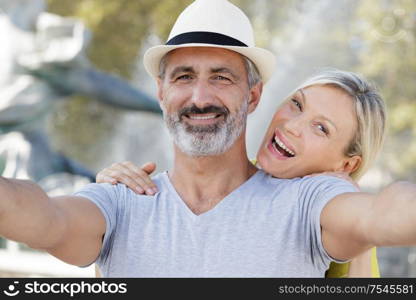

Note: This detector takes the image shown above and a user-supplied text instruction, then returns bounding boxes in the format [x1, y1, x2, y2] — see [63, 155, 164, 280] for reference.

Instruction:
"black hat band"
[166, 31, 248, 47]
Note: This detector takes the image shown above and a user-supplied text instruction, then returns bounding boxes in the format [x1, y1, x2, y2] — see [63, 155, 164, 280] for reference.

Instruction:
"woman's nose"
[283, 115, 303, 137]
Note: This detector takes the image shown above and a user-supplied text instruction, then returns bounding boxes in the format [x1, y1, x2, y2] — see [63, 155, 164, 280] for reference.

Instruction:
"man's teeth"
[189, 114, 217, 120]
[274, 137, 295, 156]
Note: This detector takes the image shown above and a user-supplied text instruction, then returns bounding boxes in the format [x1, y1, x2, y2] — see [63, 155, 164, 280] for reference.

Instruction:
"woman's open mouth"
[268, 134, 296, 159]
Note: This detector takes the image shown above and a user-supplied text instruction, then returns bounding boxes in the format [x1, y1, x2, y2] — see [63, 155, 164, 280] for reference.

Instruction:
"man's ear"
[338, 155, 362, 175]
[247, 82, 263, 114]
[156, 77, 164, 103]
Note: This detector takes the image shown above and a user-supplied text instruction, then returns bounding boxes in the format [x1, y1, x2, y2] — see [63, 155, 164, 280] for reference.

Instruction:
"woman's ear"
[339, 155, 362, 175]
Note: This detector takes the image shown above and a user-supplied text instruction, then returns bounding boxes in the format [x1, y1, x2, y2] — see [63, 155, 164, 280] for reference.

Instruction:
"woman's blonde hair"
[295, 69, 386, 180]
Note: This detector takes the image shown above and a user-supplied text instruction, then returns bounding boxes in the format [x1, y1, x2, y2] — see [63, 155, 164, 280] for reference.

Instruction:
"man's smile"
[178, 105, 228, 127]
[183, 113, 225, 125]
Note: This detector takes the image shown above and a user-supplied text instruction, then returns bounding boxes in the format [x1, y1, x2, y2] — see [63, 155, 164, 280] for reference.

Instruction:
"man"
[0, 0, 276, 275]
[1, 0, 416, 277]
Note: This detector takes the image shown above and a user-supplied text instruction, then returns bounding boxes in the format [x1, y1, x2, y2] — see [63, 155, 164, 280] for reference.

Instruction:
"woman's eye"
[317, 123, 329, 135]
[291, 98, 302, 111]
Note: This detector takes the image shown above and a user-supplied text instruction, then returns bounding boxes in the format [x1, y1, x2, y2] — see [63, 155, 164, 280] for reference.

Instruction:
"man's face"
[157, 47, 257, 156]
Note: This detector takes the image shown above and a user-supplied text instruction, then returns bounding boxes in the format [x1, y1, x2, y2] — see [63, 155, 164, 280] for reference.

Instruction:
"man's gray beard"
[163, 100, 248, 157]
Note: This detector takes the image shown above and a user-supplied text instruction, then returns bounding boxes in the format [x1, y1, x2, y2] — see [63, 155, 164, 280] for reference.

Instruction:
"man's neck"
[168, 140, 257, 215]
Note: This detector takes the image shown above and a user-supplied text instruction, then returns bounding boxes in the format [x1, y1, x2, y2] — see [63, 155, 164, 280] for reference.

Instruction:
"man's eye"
[176, 74, 192, 80]
[291, 98, 302, 111]
[214, 75, 231, 82]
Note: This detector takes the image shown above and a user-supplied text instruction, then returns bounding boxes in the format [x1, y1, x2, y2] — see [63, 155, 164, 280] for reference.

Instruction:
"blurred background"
[0, 0, 415, 277]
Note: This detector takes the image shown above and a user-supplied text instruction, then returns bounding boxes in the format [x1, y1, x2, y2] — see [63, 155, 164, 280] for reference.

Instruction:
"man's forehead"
[165, 47, 246, 69]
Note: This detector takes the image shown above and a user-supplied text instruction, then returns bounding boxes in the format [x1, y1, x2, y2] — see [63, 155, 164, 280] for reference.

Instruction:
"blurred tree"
[45, 0, 192, 168]
[354, 0, 416, 180]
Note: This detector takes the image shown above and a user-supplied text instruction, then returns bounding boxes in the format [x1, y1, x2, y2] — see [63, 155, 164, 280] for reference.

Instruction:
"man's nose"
[283, 115, 303, 137]
[190, 80, 215, 108]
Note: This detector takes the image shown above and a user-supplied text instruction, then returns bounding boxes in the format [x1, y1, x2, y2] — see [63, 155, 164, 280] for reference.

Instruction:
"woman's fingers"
[102, 175, 117, 185]
[96, 161, 159, 195]
[111, 161, 158, 195]
[122, 161, 158, 194]
[141, 162, 156, 174]
[95, 163, 143, 193]
[107, 169, 147, 194]
[96, 168, 117, 184]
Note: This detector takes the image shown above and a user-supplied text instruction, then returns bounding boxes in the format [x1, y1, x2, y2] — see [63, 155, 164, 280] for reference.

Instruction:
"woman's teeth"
[273, 136, 295, 157]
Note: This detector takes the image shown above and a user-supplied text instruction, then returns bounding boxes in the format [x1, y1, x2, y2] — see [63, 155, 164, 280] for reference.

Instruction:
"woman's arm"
[322, 181, 416, 261]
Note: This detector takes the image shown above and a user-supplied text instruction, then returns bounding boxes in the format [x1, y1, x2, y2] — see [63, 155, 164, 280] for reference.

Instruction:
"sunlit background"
[0, 0, 415, 277]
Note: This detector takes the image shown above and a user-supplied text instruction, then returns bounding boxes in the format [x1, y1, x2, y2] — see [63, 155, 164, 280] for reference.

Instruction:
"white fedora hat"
[143, 0, 276, 83]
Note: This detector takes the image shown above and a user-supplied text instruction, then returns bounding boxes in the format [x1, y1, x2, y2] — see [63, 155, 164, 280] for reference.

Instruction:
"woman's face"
[257, 85, 360, 178]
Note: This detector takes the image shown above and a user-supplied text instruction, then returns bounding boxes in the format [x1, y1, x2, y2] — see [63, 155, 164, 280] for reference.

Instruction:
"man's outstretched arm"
[321, 181, 416, 261]
[0, 177, 105, 266]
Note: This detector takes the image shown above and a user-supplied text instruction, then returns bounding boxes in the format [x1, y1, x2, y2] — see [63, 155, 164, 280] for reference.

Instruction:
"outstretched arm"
[0, 177, 105, 266]
[321, 181, 416, 261]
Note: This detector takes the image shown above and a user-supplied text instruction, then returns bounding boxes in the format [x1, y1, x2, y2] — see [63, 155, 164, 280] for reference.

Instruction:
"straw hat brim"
[143, 43, 276, 84]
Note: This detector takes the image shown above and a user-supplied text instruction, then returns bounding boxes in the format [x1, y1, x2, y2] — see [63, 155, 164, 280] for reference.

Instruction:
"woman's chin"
[267, 168, 310, 179]
[263, 168, 295, 179]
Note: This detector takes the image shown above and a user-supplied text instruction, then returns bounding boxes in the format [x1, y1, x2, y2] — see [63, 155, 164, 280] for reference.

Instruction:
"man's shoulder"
[74, 171, 168, 196]
[150, 171, 167, 185]
[244, 170, 299, 197]
[252, 172, 356, 198]
[253, 169, 301, 188]
[297, 175, 357, 192]
[73, 182, 138, 204]
[291, 175, 358, 210]
[74, 181, 127, 194]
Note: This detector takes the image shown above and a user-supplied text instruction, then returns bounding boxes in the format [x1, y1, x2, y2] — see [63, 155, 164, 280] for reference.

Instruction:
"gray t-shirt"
[74, 169, 356, 277]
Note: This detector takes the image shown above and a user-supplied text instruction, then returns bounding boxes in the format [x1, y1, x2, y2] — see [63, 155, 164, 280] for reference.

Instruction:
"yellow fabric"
[326, 248, 380, 278]
[371, 247, 381, 277]
[250, 159, 380, 278]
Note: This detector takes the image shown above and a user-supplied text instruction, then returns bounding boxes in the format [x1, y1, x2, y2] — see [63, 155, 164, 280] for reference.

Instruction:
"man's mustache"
[178, 105, 229, 118]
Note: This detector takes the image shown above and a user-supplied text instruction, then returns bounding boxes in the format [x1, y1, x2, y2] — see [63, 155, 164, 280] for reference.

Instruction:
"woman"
[95, 69, 385, 277]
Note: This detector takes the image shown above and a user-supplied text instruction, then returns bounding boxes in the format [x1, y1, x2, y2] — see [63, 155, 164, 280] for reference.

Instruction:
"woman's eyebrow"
[298, 89, 306, 102]
[320, 115, 338, 132]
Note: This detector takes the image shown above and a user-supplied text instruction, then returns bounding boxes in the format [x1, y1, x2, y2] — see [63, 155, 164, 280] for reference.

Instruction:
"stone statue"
[0, 0, 161, 193]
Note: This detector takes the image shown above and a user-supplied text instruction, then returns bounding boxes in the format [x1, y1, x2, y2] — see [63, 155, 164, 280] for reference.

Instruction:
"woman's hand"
[96, 161, 158, 195]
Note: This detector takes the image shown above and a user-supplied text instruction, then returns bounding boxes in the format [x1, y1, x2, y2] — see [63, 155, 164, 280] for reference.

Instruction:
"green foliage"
[149, 0, 192, 40]
[354, 0, 416, 179]
[45, 0, 184, 169]
[48, 0, 150, 78]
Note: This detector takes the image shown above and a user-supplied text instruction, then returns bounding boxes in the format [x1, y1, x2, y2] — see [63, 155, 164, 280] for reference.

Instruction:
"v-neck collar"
[160, 170, 264, 221]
